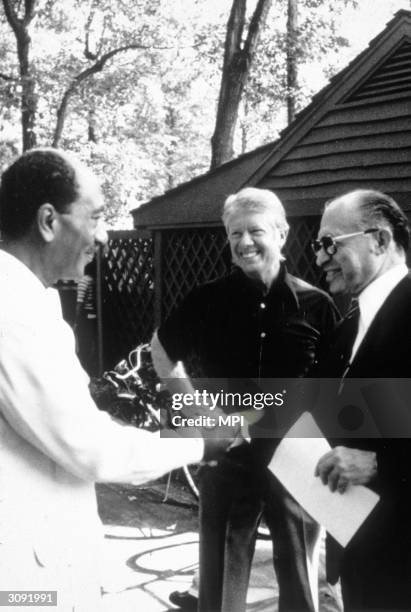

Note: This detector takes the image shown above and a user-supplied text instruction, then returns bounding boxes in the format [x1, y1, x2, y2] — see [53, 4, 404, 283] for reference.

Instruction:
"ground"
[97, 474, 343, 611]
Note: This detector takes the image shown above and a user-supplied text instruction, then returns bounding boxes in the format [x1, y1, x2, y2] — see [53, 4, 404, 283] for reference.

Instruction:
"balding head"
[316, 189, 408, 296]
[325, 190, 409, 253]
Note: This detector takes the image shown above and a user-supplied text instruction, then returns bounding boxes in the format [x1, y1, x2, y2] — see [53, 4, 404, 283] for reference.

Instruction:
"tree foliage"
[0, 0, 403, 226]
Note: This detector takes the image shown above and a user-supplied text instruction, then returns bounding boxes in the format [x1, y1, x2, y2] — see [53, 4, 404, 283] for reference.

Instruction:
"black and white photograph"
[0, 1, 411, 610]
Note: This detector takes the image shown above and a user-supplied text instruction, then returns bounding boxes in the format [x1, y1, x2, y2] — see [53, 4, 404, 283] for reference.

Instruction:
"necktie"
[338, 298, 360, 391]
[343, 299, 360, 357]
[327, 300, 360, 576]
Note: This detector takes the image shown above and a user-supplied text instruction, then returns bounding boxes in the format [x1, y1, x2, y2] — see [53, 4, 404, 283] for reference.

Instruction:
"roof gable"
[343, 38, 411, 104]
[133, 10, 411, 229]
[248, 10, 411, 189]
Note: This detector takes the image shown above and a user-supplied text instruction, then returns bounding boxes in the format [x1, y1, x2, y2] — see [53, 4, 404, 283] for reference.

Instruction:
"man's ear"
[280, 227, 289, 247]
[375, 227, 391, 253]
[36, 203, 58, 242]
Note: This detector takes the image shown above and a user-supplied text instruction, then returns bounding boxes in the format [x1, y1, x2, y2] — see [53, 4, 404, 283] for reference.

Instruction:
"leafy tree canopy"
[0, 0, 408, 226]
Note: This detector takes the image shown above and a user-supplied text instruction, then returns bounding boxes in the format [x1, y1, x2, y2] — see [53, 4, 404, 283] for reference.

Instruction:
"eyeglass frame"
[311, 228, 379, 256]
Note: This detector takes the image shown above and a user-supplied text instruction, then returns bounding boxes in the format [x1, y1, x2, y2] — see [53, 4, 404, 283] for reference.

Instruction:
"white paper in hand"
[268, 412, 379, 547]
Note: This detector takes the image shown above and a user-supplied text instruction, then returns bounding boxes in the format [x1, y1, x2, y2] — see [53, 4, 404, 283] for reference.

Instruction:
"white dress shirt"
[0, 249, 202, 610]
[350, 263, 408, 362]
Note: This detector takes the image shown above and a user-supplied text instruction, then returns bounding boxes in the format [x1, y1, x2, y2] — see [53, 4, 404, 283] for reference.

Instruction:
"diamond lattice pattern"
[161, 218, 321, 318]
[162, 228, 231, 318]
[101, 219, 322, 366]
[102, 233, 154, 367]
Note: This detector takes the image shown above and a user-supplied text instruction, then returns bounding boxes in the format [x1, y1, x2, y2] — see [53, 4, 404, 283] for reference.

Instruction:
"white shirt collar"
[0, 249, 62, 315]
[0, 248, 46, 293]
[349, 263, 408, 362]
[358, 262, 408, 331]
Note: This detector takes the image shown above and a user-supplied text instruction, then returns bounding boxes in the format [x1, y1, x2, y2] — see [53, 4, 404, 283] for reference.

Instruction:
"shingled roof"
[132, 10, 411, 229]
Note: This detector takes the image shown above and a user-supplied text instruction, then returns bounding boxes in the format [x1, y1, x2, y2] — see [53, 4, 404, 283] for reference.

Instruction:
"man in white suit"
[0, 149, 229, 611]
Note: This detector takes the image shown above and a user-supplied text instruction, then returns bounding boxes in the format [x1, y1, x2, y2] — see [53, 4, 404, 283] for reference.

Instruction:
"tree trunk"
[210, 56, 249, 169]
[240, 98, 249, 154]
[53, 86, 76, 147]
[2, 0, 38, 151]
[17, 31, 37, 150]
[165, 105, 176, 190]
[88, 108, 98, 143]
[286, 0, 298, 125]
[210, 0, 272, 170]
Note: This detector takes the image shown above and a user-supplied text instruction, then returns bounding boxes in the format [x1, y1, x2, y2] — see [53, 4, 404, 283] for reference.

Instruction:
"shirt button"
[260, 332, 266, 339]
[260, 302, 266, 309]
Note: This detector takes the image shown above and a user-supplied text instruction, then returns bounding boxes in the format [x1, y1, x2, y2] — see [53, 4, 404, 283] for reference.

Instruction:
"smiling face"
[50, 165, 107, 282]
[316, 196, 381, 296]
[226, 210, 287, 287]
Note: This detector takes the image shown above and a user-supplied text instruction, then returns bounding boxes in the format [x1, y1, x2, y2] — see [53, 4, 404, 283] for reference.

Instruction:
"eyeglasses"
[311, 228, 378, 256]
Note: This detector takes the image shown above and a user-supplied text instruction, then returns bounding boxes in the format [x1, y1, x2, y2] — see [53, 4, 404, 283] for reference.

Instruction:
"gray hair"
[222, 187, 288, 233]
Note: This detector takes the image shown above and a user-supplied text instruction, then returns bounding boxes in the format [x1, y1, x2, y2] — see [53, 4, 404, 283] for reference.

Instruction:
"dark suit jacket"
[318, 273, 411, 604]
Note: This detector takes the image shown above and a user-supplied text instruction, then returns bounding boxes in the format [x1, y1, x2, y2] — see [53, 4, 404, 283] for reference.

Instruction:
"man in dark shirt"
[152, 187, 338, 612]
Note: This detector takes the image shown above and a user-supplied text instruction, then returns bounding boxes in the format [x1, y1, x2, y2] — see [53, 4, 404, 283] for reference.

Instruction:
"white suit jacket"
[0, 250, 202, 611]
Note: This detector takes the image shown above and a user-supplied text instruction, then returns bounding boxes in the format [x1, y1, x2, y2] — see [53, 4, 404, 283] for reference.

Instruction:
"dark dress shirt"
[158, 265, 338, 380]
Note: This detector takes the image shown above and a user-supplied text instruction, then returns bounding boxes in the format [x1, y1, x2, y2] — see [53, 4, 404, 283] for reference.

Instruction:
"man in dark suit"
[312, 189, 411, 611]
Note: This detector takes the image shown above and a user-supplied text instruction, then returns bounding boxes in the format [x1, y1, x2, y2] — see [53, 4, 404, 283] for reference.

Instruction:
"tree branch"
[84, 4, 98, 60]
[97, 16, 108, 57]
[83, 43, 153, 74]
[0, 71, 17, 81]
[243, 0, 272, 58]
[23, 0, 37, 25]
[223, 0, 246, 73]
[2, 0, 21, 36]
[53, 42, 164, 147]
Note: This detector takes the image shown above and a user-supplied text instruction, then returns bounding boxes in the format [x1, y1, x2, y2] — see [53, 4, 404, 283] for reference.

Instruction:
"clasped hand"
[315, 446, 377, 493]
[200, 409, 243, 466]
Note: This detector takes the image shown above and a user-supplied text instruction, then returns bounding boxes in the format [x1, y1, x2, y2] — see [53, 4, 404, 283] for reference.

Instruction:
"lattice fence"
[161, 216, 321, 319]
[100, 217, 321, 368]
[102, 230, 154, 368]
[162, 227, 231, 318]
[286, 216, 322, 286]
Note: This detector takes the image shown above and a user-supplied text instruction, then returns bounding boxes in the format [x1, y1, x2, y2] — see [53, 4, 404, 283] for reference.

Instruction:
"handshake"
[158, 374, 263, 466]
[200, 406, 242, 465]
[170, 402, 262, 465]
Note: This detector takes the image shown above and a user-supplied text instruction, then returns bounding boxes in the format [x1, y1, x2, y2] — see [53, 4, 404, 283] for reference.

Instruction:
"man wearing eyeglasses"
[312, 189, 411, 611]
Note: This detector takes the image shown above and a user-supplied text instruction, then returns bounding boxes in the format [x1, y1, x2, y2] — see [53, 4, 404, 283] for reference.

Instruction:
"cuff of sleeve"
[178, 437, 204, 465]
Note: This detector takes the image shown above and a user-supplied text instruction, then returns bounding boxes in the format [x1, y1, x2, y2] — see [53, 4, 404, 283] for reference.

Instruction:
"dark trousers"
[340, 552, 411, 612]
[198, 447, 319, 612]
[328, 500, 411, 612]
